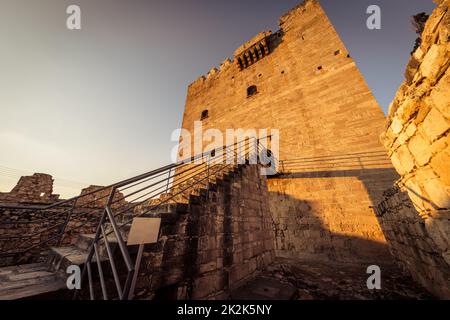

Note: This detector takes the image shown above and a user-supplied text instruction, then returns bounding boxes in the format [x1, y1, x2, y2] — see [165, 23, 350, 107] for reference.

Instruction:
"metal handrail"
[0, 134, 278, 299]
[74, 137, 263, 300]
[278, 150, 392, 174]
[0, 136, 271, 264]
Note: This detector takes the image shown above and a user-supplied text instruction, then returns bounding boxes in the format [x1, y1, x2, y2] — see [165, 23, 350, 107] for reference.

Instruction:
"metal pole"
[165, 168, 172, 193]
[128, 243, 145, 300]
[57, 197, 78, 246]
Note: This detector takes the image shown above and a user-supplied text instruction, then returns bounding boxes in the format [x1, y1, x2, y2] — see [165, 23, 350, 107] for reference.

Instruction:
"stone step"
[48, 246, 108, 272]
[75, 233, 120, 253]
[145, 202, 188, 215]
[104, 223, 131, 240]
[0, 262, 66, 300]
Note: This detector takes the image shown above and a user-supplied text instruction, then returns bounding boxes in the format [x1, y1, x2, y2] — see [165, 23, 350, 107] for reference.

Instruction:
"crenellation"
[278, 0, 318, 27]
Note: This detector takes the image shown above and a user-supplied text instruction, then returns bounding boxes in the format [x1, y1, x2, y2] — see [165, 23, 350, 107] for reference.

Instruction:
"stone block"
[405, 122, 417, 138]
[415, 167, 439, 182]
[404, 179, 426, 212]
[424, 217, 450, 253]
[408, 133, 432, 166]
[422, 178, 450, 209]
[390, 152, 406, 175]
[397, 99, 421, 123]
[405, 55, 421, 84]
[414, 104, 432, 125]
[430, 69, 450, 119]
[430, 135, 448, 155]
[394, 145, 416, 173]
[422, 108, 450, 142]
[420, 44, 449, 81]
[431, 146, 450, 185]
[390, 116, 404, 135]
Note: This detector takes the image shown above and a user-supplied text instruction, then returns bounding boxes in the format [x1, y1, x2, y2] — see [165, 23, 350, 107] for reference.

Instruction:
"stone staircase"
[0, 163, 245, 300]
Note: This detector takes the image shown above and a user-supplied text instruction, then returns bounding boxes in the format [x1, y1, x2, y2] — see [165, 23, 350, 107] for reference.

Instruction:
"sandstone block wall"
[379, 0, 450, 298]
[269, 166, 395, 263]
[179, 0, 397, 262]
[134, 165, 275, 300]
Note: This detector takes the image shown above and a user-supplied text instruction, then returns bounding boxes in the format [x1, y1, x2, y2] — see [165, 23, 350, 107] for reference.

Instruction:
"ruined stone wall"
[379, 0, 450, 299]
[179, 0, 396, 262]
[0, 176, 128, 267]
[134, 165, 275, 300]
[0, 173, 60, 204]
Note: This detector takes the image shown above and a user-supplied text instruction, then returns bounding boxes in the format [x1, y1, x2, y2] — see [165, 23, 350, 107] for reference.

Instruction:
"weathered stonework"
[133, 165, 275, 300]
[0, 173, 60, 204]
[379, 0, 450, 299]
[0, 177, 127, 267]
[180, 0, 397, 262]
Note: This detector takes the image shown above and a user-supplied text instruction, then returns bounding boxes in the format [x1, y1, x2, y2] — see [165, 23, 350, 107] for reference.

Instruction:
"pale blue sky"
[0, 0, 436, 198]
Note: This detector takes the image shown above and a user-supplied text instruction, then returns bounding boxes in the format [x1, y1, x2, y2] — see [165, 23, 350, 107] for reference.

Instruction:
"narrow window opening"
[201, 109, 209, 120]
[247, 85, 258, 97]
[317, 66, 323, 70]
[237, 57, 244, 69]
[253, 48, 260, 59]
[244, 55, 249, 66]
[259, 44, 266, 57]
[334, 50, 341, 55]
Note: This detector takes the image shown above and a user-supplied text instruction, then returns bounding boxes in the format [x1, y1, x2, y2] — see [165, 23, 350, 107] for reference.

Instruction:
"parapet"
[234, 31, 272, 71]
[279, 0, 318, 26]
[188, 0, 315, 89]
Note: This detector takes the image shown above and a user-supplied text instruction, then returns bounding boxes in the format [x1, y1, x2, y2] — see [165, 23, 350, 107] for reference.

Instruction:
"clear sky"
[0, 0, 436, 198]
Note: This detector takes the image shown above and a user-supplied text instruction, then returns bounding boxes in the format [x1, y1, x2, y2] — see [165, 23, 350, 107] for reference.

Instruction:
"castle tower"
[179, 0, 398, 262]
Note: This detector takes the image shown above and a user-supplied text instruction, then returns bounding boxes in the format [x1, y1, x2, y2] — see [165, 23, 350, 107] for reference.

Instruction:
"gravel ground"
[260, 258, 435, 300]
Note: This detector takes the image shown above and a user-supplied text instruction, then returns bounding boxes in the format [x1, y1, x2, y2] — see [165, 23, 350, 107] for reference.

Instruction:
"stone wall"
[377, 187, 450, 298]
[179, 0, 397, 262]
[269, 165, 396, 263]
[0, 173, 60, 204]
[0, 176, 128, 267]
[379, 0, 450, 299]
[134, 165, 275, 300]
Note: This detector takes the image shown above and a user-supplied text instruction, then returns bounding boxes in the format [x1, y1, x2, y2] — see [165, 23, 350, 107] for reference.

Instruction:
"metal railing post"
[57, 197, 78, 246]
[165, 167, 172, 194]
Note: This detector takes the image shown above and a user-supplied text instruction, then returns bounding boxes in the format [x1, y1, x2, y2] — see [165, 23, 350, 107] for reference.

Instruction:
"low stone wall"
[0, 182, 129, 267]
[377, 187, 450, 298]
[379, 0, 450, 299]
[134, 165, 275, 300]
[0, 204, 103, 266]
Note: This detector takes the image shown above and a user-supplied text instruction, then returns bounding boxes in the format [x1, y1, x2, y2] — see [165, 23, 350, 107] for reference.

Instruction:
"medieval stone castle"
[0, 0, 448, 300]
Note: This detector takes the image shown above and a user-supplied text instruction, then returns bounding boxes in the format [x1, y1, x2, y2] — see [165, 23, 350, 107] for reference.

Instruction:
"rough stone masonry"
[179, 0, 398, 263]
[378, 0, 450, 299]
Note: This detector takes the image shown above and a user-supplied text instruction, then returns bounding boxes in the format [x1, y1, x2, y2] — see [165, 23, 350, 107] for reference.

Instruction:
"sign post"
[127, 217, 161, 300]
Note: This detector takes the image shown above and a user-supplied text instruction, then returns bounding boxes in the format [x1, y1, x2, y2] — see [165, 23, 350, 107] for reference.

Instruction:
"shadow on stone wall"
[269, 167, 400, 264]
